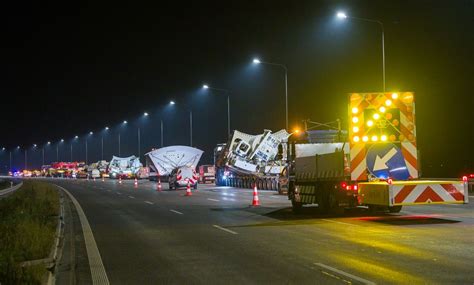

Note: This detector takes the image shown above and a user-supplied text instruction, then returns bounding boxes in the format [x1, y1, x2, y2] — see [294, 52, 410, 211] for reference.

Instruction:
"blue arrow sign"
[366, 143, 410, 180]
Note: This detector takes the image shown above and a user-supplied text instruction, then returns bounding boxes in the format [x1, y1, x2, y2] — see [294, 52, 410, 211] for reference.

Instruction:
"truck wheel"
[292, 200, 302, 213]
[388, 206, 402, 213]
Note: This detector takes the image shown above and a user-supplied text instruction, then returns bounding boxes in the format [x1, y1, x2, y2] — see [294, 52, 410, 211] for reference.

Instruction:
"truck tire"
[388, 206, 402, 213]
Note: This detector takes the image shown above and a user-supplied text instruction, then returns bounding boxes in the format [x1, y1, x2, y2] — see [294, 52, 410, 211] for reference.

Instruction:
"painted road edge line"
[207, 198, 219, 202]
[213, 225, 238, 235]
[56, 185, 110, 285]
[144, 201, 154, 205]
[321, 219, 356, 227]
[170, 209, 183, 215]
[314, 263, 375, 285]
[128, 196, 135, 199]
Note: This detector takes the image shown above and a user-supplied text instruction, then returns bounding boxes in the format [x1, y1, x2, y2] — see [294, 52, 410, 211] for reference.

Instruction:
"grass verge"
[0, 179, 10, 190]
[0, 180, 59, 284]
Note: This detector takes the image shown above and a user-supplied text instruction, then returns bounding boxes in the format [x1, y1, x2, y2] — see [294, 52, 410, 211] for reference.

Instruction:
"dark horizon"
[0, 0, 473, 177]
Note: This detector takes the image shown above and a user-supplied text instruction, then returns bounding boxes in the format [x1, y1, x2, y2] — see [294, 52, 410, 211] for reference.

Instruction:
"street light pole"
[101, 136, 104, 160]
[336, 12, 385, 91]
[24, 150, 27, 170]
[253, 59, 289, 130]
[203, 85, 231, 137]
[138, 128, 141, 158]
[190, 111, 193, 147]
[160, 119, 164, 148]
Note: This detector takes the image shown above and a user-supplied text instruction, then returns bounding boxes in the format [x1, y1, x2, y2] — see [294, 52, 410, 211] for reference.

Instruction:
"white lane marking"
[144, 201, 154, 205]
[271, 196, 280, 198]
[213, 225, 238, 235]
[128, 196, 135, 199]
[56, 185, 110, 285]
[207, 198, 219, 202]
[116, 192, 122, 195]
[314, 263, 375, 285]
[321, 219, 356, 227]
[469, 196, 474, 198]
[170, 209, 183, 215]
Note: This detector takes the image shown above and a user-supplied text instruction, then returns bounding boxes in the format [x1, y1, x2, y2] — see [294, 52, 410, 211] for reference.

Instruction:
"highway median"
[0, 180, 60, 284]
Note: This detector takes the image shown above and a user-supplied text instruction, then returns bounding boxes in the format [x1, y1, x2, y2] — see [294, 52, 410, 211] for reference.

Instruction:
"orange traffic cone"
[119, 176, 122, 184]
[157, 179, 162, 192]
[134, 178, 138, 188]
[251, 183, 260, 206]
[185, 180, 192, 196]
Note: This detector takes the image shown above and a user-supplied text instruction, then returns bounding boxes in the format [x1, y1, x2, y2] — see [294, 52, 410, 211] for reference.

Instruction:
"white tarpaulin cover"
[109, 156, 142, 174]
[146, 146, 203, 176]
[295, 143, 349, 158]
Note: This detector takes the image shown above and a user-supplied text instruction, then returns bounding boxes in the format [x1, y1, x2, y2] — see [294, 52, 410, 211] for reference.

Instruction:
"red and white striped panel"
[392, 183, 467, 205]
[350, 143, 367, 181]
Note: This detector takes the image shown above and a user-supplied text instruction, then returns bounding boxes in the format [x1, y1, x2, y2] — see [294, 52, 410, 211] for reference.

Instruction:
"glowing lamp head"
[144, 112, 149, 116]
[33, 144, 37, 147]
[105, 127, 109, 130]
[47, 141, 51, 145]
[353, 136, 360, 142]
[351, 107, 358, 114]
[391, 93, 398, 99]
[352, 126, 359, 133]
[293, 129, 300, 135]
[371, 135, 378, 142]
[367, 120, 374, 127]
[385, 99, 392, 106]
[352, 117, 359, 123]
[89, 131, 93, 135]
[253, 58, 261, 64]
[61, 139, 64, 142]
[202, 84, 209, 89]
[362, 136, 369, 142]
[381, 135, 388, 142]
[74, 136, 79, 139]
[169, 101, 175, 105]
[373, 113, 380, 120]
[379, 106, 386, 113]
[336, 12, 347, 19]
[123, 120, 128, 124]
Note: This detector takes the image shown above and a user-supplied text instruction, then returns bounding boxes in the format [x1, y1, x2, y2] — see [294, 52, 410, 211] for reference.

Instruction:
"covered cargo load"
[145, 146, 203, 180]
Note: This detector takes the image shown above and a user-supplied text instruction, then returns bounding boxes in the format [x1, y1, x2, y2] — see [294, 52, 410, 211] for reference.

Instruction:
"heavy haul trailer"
[288, 92, 469, 213]
[214, 129, 290, 191]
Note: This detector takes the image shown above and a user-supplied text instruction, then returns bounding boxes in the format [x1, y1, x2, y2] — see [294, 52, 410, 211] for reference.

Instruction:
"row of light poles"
[1, 11, 387, 171]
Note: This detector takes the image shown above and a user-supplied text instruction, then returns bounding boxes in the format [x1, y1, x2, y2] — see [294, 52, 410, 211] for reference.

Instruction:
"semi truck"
[287, 92, 469, 213]
[214, 129, 290, 191]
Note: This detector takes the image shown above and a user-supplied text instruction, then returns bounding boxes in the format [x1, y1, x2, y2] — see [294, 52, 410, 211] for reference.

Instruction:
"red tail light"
[353, 185, 358, 191]
[387, 178, 393, 185]
[346, 185, 352, 191]
[341, 182, 347, 188]
[462, 176, 468, 182]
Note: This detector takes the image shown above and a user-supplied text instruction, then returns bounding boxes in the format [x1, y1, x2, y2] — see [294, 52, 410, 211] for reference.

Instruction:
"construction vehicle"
[145, 146, 203, 189]
[198, 165, 216, 183]
[108, 156, 142, 179]
[287, 92, 469, 213]
[214, 129, 290, 191]
[87, 160, 109, 178]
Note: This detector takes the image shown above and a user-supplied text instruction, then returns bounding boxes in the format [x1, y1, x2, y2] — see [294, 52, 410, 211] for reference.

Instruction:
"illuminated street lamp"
[252, 58, 289, 130]
[202, 84, 231, 137]
[336, 11, 386, 91]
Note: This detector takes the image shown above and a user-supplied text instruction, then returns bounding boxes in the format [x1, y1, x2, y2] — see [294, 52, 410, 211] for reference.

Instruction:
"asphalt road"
[46, 178, 473, 285]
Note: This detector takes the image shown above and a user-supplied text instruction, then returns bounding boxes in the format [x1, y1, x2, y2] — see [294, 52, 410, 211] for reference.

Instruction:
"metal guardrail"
[0, 181, 23, 197]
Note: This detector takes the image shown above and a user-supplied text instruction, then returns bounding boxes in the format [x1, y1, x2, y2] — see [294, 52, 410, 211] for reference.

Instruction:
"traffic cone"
[157, 179, 162, 192]
[102, 176, 105, 182]
[251, 183, 260, 206]
[94, 177, 96, 182]
[134, 178, 138, 188]
[185, 180, 192, 196]
[119, 176, 122, 184]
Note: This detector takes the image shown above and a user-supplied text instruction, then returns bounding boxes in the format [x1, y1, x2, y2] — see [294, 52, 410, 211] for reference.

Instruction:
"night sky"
[0, 0, 472, 177]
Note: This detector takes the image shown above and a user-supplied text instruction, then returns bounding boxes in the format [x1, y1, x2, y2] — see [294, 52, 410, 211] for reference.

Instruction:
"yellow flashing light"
[371, 135, 378, 142]
[379, 106, 386, 113]
[391, 93, 398, 99]
[373, 113, 380, 120]
[362, 136, 369, 142]
[352, 116, 359, 123]
[352, 107, 359, 114]
[385, 99, 392, 106]
[353, 126, 359, 133]
[353, 136, 360, 142]
[381, 135, 388, 141]
[367, 120, 374, 127]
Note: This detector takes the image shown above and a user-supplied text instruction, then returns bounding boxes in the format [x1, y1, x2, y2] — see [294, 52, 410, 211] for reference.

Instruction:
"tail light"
[387, 178, 393, 185]
[462, 176, 468, 182]
[353, 185, 358, 191]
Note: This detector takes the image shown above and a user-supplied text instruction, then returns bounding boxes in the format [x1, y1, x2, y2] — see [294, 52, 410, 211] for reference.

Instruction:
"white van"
[168, 166, 199, 190]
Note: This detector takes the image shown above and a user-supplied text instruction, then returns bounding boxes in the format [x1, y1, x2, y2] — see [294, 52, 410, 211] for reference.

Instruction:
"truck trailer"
[214, 129, 290, 191]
